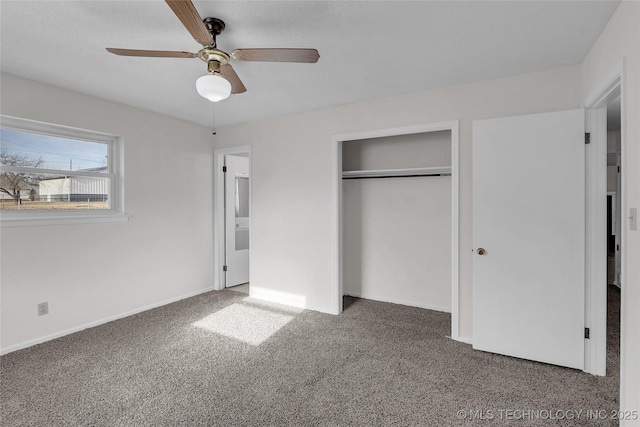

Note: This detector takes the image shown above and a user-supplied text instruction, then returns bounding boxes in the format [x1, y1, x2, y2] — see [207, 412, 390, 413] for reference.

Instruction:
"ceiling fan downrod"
[203, 17, 225, 48]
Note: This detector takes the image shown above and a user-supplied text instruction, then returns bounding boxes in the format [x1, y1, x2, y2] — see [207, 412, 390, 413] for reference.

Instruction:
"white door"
[224, 155, 250, 287]
[472, 109, 585, 370]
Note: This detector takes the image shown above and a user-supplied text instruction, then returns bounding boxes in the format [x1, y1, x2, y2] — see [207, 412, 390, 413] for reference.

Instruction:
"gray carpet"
[1, 289, 620, 426]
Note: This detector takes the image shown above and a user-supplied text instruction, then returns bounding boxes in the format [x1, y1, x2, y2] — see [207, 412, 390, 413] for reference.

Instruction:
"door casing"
[214, 145, 251, 291]
[584, 59, 626, 384]
[224, 154, 250, 287]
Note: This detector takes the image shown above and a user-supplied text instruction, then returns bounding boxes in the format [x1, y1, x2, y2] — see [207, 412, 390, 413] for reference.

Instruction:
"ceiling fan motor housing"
[198, 49, 230, 71]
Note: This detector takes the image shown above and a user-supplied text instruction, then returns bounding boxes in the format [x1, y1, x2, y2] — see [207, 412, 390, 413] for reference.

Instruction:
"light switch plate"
[630, 208, 637, 231]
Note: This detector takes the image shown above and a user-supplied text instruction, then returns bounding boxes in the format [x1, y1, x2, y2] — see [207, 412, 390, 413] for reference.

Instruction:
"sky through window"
[0, 128, 108, 171]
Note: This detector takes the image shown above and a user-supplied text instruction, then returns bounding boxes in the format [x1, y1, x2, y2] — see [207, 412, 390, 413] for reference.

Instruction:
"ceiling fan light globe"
[196, 74, 231, 102]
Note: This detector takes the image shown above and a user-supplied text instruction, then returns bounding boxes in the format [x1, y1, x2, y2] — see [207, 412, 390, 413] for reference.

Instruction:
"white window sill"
[0, 212, 129, 227]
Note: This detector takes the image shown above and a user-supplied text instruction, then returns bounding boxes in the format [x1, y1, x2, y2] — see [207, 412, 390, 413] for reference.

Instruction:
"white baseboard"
[344, 292, 451, 314]
[453, 335, 473, 345]
[0, 286, 216, 356]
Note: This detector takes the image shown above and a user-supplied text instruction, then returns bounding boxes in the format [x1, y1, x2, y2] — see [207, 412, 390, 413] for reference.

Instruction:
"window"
[0, 115, 126, 226]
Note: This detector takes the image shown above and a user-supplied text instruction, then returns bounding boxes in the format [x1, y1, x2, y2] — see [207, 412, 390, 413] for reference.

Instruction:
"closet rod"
[342, 166, 451, 180]
[343, 173, 448, 180]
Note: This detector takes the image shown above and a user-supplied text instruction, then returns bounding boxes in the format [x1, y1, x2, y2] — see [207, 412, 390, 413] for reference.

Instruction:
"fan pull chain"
[212, 103, 217, 135]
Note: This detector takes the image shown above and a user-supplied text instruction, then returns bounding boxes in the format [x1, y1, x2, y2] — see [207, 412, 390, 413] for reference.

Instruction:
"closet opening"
[332, 121, 461, 340]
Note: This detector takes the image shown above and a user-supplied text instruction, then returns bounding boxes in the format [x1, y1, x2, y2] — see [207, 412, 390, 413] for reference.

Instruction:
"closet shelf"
[342, 166, 451, 179]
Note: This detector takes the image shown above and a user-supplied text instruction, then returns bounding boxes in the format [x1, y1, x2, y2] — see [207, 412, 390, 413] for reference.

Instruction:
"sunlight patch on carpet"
[192, 303, 295, 346]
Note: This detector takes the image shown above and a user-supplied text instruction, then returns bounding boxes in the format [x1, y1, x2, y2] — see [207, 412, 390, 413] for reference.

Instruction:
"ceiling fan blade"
[220, 64, 247, 94]
[106, 48, 197, 58]
[165, 0, 214, 46]
[231, 48, 320, 63]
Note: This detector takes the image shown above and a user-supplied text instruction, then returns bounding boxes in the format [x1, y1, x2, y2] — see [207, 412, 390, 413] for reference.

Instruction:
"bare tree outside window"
[0, 152, 43, 205]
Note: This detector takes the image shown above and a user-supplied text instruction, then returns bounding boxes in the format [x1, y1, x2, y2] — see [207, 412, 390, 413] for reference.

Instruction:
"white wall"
[342, 131, 451, 170]
[342, 131, 451, 311]
[343, 177, 451, 311]
[0, 73, 215, 352]
[213, 65, 583, 340]
[581, 1, 640, 420]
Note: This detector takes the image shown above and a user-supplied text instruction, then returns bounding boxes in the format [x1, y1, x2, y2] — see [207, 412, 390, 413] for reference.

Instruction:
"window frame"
[0, 115, 127, 227]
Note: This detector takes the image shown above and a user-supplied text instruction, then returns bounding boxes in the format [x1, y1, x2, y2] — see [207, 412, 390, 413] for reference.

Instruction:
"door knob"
[477, 248, 486, 255]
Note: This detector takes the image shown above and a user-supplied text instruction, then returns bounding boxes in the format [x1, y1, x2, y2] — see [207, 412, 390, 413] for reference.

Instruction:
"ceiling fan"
[106, 0, 320, 102]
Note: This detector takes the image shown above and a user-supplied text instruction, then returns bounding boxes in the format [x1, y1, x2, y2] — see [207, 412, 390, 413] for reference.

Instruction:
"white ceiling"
[1, 1, 619, 128]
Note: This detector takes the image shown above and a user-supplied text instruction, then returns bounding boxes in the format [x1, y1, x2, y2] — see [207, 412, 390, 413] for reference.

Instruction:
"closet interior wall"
[342, 131, 452, 312]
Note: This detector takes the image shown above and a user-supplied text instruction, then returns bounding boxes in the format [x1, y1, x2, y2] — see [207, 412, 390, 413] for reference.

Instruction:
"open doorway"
[605, 95, 621, 381]
[214, 146, 251, 294]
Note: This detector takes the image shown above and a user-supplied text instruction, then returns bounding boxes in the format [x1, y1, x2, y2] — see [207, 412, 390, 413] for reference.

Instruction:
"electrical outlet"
[37, 302, 48, 316]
